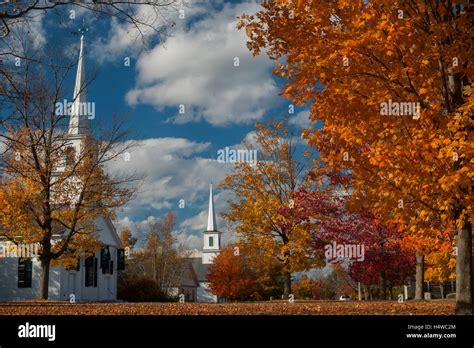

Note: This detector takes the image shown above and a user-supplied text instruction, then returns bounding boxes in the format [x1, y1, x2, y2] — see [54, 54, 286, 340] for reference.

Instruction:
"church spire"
[202, 183, 221, 265]
[68, 35, 89, 135]
[207, 183, 217, 231]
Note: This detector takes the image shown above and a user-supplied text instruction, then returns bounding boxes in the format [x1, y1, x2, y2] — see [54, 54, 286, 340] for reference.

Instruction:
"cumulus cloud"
[125, 1, 278, 126]
[107, 137, 233, 217]
[116, 214, 203, 252]
[27, 13, 47, 50]
[88, 1, 184, 63]
[289, 110, 312, 128]
[180, 209, 208, 232]
[2, 11, 46, 55]
[176, 232, 202, 252]
[243, 131, 258, 147]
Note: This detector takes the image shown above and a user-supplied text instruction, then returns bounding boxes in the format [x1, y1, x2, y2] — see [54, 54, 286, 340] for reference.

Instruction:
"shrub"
[118, 276, 169, 302]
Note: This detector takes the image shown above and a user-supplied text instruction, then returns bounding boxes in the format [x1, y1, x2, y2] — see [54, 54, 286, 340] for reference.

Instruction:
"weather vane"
[78, 19, 88, 36]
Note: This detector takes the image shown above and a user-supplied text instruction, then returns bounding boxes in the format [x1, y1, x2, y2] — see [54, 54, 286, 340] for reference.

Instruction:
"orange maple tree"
[207, 244, 257, 301]
[208, 243, 284, 301]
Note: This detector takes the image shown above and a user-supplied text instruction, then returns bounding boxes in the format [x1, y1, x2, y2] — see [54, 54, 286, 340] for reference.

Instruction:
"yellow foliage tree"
[0, 60, 140, 299]
[221, 121, 323, 297]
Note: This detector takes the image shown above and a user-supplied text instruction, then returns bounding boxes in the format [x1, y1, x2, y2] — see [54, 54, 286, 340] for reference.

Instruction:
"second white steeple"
[202, 183, 221, 264]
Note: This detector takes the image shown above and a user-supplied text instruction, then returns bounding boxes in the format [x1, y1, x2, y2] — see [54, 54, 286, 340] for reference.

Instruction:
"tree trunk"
[379, 242, 387, 300]
[363, 285, 369, 301]
[40, 258, 51, 300]
[446, 53, 472, 314]
[455, 219, 473, 315]
[283, 271, 292, 298]
[415, 251, 424, 300]
[379, 269, 386, 300]
[39, 235, 52, 300]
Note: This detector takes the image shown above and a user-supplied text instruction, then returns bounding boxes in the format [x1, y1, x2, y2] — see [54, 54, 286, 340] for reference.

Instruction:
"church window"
[102, 260, 113, 275]
[101, 247, 114, 275]
[18, 258, 32, 288]
[85, 257, 97, 287]
[100, 247, 110, 269]
[209, 236, 214, 247]
[117, 249, 125, 270]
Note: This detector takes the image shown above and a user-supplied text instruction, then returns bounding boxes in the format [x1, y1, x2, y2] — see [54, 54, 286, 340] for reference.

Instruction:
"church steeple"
[202, 183, 221, 264]
[207, 183, 217, 231]
[68, 35, 90, 135]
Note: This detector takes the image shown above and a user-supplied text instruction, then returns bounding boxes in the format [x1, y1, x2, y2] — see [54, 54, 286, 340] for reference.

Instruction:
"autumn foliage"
[208, 243, 283, 301]
[281, 187, 415, 298]
[208, 245, 255, 301]
[239, 0, 473, 314]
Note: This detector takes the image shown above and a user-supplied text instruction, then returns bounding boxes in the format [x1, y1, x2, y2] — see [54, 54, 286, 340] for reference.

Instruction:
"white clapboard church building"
[173, 184, 223, 302]
[0, 35, 123, 301]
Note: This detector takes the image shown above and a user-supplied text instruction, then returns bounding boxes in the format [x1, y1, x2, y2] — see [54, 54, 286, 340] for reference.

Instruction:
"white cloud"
[115, 216, 134, 232]
[243, 131, 258, 147]
[115, 215, 159, 234]
[125, 1, 278, 126]
[89, 1, 207, 64]
[3, 11, 46, 54]
[176, 232, 201, 252]
[289, 110, 311, 128]
[27, 13, 47, 50]
[180, 209, 208, 231]
[116, 214, 203, 251]
[107, 136, 234, 218]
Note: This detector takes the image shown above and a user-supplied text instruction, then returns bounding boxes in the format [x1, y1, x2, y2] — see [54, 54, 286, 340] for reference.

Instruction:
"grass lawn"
[0, 299, 455, 315]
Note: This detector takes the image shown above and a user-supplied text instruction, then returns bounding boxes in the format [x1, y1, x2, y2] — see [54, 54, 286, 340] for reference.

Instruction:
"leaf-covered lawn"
[0, 300, 455, 315]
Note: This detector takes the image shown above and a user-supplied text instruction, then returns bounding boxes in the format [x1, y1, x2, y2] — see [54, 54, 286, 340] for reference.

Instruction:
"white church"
[171, 183, 223, 303]
[0, 35, 123, 301]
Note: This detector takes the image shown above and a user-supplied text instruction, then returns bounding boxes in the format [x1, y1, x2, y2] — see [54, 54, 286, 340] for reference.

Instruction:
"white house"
[0, 35, 123, 302]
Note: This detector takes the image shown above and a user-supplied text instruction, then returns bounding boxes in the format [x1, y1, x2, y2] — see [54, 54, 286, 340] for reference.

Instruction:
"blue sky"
[13, 0, 312, 251]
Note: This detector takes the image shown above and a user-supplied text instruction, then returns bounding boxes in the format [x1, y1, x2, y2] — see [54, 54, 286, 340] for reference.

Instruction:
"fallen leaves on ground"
[0, 300, 455, 315]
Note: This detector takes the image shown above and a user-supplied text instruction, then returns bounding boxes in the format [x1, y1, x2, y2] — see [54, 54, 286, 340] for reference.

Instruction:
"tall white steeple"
[207, 183, 217, 231]
[68, 35, 90, 135]
[202, 183, 222, 264]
